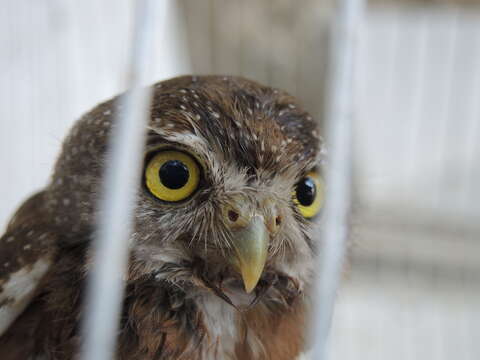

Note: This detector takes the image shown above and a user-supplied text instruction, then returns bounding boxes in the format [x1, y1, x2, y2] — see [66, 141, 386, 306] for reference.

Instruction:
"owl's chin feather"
[136, 250, 302, 312]
[221, 281, 258, 308]
[188, 257, 303, 311]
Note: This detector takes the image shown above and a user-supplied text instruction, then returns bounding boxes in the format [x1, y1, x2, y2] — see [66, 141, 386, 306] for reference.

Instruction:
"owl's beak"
[231, 215, 268, 293]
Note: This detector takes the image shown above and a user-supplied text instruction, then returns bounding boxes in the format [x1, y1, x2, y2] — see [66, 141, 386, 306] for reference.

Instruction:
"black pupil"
[296, 177, 316, 206]
[159, 160, 189, 189]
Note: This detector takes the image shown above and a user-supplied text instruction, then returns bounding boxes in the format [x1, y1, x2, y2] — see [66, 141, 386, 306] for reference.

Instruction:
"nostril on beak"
[275, 216, 282, 227]
[228, 210, 240, 223]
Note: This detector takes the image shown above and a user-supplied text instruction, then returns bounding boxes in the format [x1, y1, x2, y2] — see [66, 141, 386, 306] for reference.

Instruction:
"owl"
[0, 75, 325, 360]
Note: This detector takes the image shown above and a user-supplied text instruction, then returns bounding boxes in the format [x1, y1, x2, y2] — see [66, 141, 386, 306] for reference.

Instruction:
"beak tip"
[243, 282, 256, 294]
[241, 271, 262, 294]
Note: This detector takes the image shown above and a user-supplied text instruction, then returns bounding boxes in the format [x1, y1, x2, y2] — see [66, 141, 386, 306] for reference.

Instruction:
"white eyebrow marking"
[148, 126, 210, 154]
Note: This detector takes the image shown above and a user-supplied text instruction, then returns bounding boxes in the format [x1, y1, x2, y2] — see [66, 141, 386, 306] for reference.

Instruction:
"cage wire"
[309, 0, 364, 358]
[1, 0, 480, 359]
[80, 1, 159, 359]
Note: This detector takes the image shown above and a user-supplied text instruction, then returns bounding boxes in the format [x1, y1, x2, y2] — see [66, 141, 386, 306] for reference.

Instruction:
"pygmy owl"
[0, 75, 325, 359]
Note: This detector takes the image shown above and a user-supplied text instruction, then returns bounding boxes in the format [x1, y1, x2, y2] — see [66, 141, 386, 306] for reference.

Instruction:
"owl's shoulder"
[0, 191, 57, 337]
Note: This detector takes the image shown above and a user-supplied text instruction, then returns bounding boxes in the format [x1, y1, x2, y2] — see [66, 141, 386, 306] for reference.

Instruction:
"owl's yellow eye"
[293, 172, 325, 219]
[145, 150, 200, 202]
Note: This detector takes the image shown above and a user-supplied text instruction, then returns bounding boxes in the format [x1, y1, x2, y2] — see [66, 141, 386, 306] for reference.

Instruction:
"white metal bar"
[402, 12, 428, 204]
[79, 1, 159, 359]
[432, 10, 459, 210]
[308, 0, 364, 359]
[462, 24, 480, 215]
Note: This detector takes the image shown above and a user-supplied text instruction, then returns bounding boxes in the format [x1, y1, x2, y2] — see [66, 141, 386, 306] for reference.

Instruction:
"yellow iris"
[145, 150, 200, 202]
[293, 171, 325, 219]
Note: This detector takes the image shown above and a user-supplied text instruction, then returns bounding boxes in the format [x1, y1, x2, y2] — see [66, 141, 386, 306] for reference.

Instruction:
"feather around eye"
[145, 150, 201, 202]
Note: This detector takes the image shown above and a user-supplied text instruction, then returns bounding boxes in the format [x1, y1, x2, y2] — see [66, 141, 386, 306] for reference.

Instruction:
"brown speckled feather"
[0, 75, 324, 359]
[0, 192, 57, 331]
[0, 192, 57, 357]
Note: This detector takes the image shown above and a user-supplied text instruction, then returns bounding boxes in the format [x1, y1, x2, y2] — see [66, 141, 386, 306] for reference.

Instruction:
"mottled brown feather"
[0, 75, 323, 359]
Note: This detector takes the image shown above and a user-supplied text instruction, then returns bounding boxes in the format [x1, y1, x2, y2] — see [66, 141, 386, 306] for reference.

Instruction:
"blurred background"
[1, 0, 479, 358]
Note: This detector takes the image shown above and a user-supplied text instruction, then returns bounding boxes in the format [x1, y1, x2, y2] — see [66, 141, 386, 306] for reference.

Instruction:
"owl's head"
[47, 75, 325, 301]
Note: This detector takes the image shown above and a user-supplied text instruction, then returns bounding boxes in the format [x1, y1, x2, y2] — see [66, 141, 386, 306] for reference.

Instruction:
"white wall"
[0, 0, 190, 230]
[354, 8, 480, 227]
